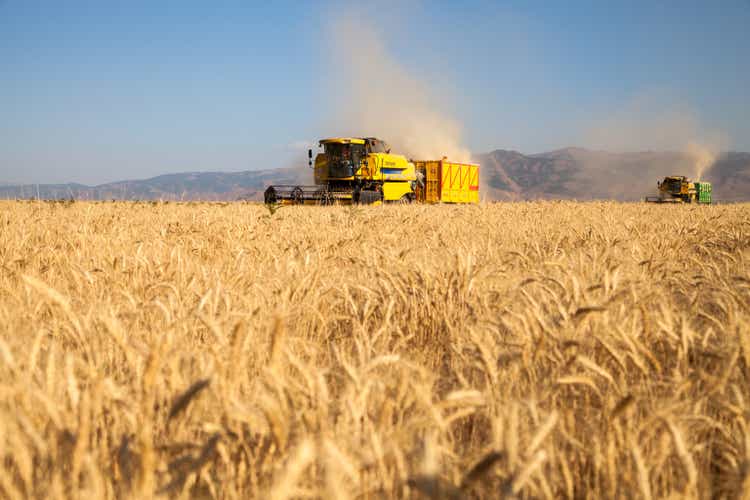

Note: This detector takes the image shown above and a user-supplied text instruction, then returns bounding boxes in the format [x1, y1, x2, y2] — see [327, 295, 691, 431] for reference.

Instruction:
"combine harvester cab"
[264, 137, 480, 205]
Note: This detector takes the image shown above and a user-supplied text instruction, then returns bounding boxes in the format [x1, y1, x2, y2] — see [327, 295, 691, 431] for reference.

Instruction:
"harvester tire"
[357, 190, 382, 205]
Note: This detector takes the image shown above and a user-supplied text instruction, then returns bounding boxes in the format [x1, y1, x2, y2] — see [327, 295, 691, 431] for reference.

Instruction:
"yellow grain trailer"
[413, 159, 480, 203]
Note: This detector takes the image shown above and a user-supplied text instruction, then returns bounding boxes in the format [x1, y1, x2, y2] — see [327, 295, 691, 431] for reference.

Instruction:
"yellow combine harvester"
[264, 137, 479, 205]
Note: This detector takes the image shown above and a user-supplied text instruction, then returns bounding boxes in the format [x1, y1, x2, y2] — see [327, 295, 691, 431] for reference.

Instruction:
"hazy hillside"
[0, 168, 308, 202]
[475, 149, 750, 202]
[2, 149, 750, 201]
[708, 152, 750, 202]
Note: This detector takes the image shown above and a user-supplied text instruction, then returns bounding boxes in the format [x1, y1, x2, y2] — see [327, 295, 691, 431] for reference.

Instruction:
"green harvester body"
[694, 182, 712, 204]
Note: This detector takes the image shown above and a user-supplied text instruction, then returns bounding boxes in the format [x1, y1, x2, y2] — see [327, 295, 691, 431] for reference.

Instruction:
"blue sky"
[1, 0, 748, 184]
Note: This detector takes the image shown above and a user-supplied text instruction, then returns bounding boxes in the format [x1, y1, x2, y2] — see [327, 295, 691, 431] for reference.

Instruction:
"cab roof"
[319, 137, 366, 145]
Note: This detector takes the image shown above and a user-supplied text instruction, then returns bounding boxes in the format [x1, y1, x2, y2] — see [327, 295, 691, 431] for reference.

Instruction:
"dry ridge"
[0, 200, 749, 499]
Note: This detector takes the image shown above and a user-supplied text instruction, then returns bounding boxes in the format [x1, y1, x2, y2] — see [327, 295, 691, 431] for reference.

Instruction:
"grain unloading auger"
[264, 137, 479, 205]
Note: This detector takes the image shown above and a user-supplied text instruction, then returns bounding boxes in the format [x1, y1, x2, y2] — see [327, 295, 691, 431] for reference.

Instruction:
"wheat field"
[0, 200, 749, 499]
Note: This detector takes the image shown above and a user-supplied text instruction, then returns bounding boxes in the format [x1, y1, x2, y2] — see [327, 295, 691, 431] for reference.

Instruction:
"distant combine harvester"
[645, 176, 712, 204]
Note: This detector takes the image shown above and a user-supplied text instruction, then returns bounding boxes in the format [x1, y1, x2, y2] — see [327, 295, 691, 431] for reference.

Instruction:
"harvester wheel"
[357, 190, 382, 205]
[396, 194, 414, 204]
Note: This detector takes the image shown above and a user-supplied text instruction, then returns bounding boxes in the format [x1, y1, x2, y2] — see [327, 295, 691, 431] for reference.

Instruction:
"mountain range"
[478, 149, 750, 202]
[2, 148, 749, 202]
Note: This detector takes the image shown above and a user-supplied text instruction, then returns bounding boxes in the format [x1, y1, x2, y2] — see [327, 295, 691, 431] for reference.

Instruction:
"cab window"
[368, 140, 388, 153]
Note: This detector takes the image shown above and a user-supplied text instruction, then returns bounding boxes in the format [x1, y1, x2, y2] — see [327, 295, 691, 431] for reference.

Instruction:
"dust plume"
[322, 13, 471, 162]
[686, 142, 717, 181]
[581, 93, 728, 187]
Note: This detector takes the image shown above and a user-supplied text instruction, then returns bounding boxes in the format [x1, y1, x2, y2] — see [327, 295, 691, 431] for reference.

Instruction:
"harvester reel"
[264, 186, 277, 204]
[291, 187, 304, 204]
[315, 188, 333, 205]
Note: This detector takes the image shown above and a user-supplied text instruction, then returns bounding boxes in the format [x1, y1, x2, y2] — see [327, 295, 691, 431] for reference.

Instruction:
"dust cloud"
[583, 95, 728, 181]
[322, 13, 471, 162]
[685, 142, 717, 181]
